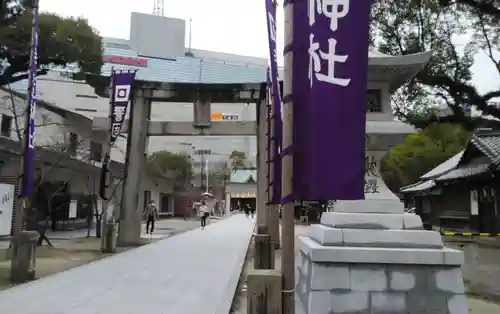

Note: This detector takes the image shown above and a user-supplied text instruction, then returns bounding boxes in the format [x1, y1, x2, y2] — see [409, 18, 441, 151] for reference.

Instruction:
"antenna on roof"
[185, 18, 194, 57]
[188, 18, 193, 53]
[153, 0, 164, 16]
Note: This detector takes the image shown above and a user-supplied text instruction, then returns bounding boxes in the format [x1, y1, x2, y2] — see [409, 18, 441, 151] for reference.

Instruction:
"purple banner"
[108, 70, 136, 145]
[265, 0, 283, 204]
[19, 1, 40, 198]
[100, 70, 136, 199]
[290, 0, 371, 200]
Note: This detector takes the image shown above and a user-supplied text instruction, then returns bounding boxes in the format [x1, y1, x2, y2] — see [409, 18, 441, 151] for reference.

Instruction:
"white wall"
[0, 88, 71, 148]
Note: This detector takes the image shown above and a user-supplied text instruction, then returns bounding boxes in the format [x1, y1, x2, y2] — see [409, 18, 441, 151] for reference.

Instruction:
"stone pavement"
[0, 214, 254, 314]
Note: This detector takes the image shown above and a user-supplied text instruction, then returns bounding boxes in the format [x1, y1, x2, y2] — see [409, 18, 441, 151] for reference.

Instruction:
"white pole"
[205, 158, 209, 193]
[282, 0, 295, 312]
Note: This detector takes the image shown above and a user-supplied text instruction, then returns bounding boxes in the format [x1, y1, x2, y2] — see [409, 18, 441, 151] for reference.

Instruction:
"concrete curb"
[215, 220, 255, 314]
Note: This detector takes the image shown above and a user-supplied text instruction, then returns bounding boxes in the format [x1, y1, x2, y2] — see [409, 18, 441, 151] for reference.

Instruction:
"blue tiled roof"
[9, 44, 273, 91]
[100, 46, 269, 83]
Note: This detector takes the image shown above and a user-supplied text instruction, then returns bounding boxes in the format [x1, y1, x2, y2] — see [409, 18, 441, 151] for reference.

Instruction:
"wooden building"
[401, 129, 500, 233]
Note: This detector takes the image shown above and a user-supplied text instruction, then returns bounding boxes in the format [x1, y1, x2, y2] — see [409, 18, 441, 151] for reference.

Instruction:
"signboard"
[364, 155, 380, 193]
[103, 55, 148, 68]
[68, 200, 77, 219]
[0, 183, 15, 236]
[211, 112, 239, 121]
[195, 149, 211, 155]
[470, 190, 478, 215]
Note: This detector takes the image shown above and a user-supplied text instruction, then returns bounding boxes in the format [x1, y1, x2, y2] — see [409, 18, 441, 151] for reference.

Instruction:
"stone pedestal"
[296, 199, 468, 314]
[102, 220, 118, 253]
[10, 231, 38, 283]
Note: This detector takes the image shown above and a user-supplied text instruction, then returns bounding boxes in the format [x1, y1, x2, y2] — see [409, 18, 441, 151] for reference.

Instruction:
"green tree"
[229, 150, 246, 169]
[213, 160, 231, 181]
[1, 1, 103, 86]
[381, 123, 470, 190]
[147, 151, 193, 191]
[372, 0, 500, 129]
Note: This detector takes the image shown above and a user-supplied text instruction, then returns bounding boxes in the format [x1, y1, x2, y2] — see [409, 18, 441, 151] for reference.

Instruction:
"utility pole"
[281, 1, 295, 313]
[257, 99, 268, 227]
[195, 149, 211, 192]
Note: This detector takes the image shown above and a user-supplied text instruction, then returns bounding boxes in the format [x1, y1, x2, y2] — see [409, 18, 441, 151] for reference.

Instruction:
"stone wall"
[296, 208, 468, 314]
[297, 251, 467, 313]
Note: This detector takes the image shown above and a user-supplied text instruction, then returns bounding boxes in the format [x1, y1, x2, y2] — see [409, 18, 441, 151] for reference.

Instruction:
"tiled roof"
[420, 150, 464, 180]
[434, 163, 490, 181]
[404, 129, 500, 187]
[471, 131, 500, 165]
[0, 87, 90, 123]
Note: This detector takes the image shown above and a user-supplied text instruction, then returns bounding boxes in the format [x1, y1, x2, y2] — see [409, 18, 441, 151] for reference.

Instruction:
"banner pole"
[267, 73, 280, 252]
[282, 0, 295, 312]
[15, 0, 40, 237]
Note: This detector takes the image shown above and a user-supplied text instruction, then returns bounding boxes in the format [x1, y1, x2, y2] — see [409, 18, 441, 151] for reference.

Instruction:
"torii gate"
[85, 75, 271, 245]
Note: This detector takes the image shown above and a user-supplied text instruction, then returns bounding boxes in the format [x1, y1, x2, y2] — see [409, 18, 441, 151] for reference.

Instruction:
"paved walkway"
[0, 214, 254, 314]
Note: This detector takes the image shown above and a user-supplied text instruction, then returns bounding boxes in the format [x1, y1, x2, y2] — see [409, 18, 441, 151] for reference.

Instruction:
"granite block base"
[296, 248, 467, 314]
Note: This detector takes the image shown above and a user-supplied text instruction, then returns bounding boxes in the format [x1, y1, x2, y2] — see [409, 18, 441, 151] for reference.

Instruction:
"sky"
[39, 0, 285, 62]
[39, 0, 498, 96]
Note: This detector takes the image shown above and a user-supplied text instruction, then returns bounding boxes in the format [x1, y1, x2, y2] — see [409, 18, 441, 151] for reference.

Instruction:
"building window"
[75, 94, 99, 99]
[68, 132, 78, 156]
[366, 89, 382, 112]
[89, 141, 103, 161]
[0, 115, 12, 137]
[74, 108, 98, 112]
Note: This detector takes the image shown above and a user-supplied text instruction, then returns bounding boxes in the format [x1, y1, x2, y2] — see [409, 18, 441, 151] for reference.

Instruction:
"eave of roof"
[420, 150, 465, 180]
[0, 136, 100, 173]
[0, 87, 92, 124]
[400, 180, 436, 193]
[434, 163, 491, 182]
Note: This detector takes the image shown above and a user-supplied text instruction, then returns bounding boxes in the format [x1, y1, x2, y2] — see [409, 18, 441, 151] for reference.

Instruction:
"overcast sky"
[40, 0, 498, 96]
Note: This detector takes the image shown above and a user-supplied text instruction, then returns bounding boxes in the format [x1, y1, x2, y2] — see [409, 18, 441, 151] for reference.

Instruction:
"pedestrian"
[143, 201, 158, 234]
[250, 205, 256, 219]
[244, 204, 250, 218]
[199, 200, 209, 229]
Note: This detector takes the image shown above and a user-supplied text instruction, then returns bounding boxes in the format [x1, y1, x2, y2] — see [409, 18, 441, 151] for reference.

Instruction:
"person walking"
[244, 204, 251, 218]
[250, 205, 256, 219]
[199, 200, 209, 229]
[143, 201, 158, 234]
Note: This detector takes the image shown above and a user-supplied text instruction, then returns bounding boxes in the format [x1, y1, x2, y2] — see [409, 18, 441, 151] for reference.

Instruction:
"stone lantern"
[296, 50, 468, 314]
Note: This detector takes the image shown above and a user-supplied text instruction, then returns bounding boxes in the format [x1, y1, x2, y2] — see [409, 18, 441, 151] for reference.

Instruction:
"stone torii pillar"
[118, 87, 151, 245]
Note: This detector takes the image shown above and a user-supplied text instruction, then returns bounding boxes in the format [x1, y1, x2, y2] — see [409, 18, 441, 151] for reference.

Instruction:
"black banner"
[99, 70, 136, 199]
